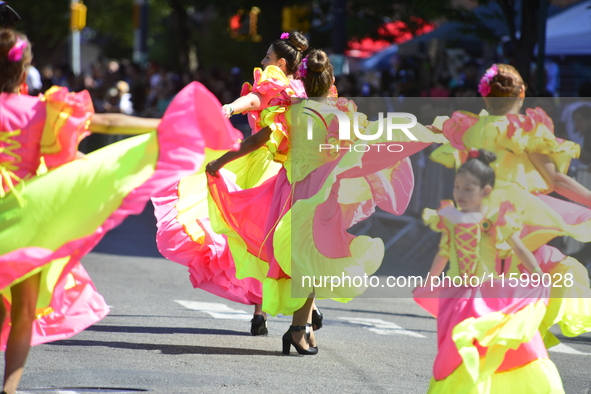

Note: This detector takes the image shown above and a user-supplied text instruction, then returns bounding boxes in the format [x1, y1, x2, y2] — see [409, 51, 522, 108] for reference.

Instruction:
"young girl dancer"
[415, 149, 564, 393]
[153, 31, 322, 336]
[0, 29, 239, 394]
[429, 63, 591, 344]
[206, 49, 446, 353]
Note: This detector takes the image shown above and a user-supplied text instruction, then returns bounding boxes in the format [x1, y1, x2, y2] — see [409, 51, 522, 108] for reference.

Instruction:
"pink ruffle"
[152, 82, 262, 305]
[506, 107, 555, 140]
[42, 87, 94, 169]
[152, 182, 262, 305]
[0, 232, 109, 350]
[414, 283, 549, 380]
[441, 111, 479, 150]
[208, 140, 429, 280]
[0, 82, 240, 348]
[241, 70, 306, 133]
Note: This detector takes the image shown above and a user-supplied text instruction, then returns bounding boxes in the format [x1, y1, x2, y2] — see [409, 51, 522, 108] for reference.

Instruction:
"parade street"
[15, 207, 591, 394]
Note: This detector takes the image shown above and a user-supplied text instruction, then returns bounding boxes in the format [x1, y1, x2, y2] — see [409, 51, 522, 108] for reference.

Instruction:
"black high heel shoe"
[312, 308, 323, 330]
[282, 325, 318, 355]
[250, 315, 268, 336]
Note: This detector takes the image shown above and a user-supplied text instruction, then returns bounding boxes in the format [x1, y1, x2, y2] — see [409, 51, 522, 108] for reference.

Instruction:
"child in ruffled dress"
[415, 149, 565, 393]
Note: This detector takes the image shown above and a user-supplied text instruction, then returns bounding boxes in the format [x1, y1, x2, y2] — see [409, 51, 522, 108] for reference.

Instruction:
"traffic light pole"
[133, 0, 148, 65]
[71, 0, 81, 76]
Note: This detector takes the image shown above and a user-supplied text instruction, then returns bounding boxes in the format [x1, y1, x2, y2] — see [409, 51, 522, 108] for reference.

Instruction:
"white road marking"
[549, 343, 591, 355]
[339, 317, 425, 338]
[175, 300, 253, 321]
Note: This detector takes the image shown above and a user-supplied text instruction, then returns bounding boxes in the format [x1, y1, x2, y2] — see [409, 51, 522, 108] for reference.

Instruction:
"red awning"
[346, 19, 435, 58]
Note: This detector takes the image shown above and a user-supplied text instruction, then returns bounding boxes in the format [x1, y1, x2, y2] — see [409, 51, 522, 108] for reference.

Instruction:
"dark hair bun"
[307, 50, 329, 73]
[458, 149, 496, 187]
[288, 30, 308, 53]
[473, 149, 496, 165]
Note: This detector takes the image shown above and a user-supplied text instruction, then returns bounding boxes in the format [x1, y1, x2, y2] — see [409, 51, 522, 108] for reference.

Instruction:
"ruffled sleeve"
[240, 66, 294, 134]
[240, 66, 291, 104]
[497, 108, 580, 172]
[40, 86, 93, 168]
[429, 142, 467, 169]
[259, 91, 292, 163]
[492, 201, 522, 253]
[440, 111, 479, 150]
[423, 200, 455, 258]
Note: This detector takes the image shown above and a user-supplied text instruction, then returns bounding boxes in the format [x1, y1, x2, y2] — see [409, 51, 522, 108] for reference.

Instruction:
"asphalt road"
[16, 205, 591, 394]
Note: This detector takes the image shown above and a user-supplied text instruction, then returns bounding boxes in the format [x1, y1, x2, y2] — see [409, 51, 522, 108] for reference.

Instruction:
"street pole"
[133, 0, 148, 65]
[536, 0, 549, 95]
[71, 0, 81, 76]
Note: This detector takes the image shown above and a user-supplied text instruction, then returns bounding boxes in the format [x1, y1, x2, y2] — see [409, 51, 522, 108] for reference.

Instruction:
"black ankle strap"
[289, 325, 307, 331]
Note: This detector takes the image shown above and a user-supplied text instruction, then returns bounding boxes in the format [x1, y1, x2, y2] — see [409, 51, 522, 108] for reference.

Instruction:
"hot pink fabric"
[441, 111, 479, 150]
[152, 182, 263, 304]
[414, 283, 549, 380]
[241, 74, 306, 133]
[0, 82, 233, 349]
[0, 89, 92, 188]
[207, 141, 427, 280]
[153, 76, 305, 305]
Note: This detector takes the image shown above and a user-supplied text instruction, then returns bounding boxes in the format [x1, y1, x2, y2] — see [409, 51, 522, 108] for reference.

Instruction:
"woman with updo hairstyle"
[0, 28, 240, 394]
[302, 48, 333, 98]
[221, 30, 309, 119]
[154, 30, 316, 337]
[415, 148, 564, 392]
[268, 30, 309, 76]
[482, 63, 526, 115]
[205, 49, 445, 354]
[429, 63, 591, 364]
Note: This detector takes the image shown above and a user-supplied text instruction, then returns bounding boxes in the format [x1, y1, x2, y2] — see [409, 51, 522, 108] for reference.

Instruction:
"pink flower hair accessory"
[298, 55, 308, 79]
[7, 37, 27, 62]
[280, 32, 290, 40]
[478, 64, 498, 97]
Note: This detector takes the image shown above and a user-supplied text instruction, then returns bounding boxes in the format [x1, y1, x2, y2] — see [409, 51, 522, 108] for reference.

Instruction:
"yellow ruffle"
[540, 255, 591, 347]
[423, 204, 452, 258]
[452, 300, 547, 385]
[428, 357, 564, 394]
[430, 112, 581, 194]
[40, 86, 92, 156]
[259, 105, 290, 163]
[240, 66, 291, 107]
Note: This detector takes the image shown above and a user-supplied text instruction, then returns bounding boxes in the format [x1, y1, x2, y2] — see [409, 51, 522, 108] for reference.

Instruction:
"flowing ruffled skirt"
[414, 283, 564, 394]
[0, 82, 239, 349]
[152, 75, 285, 305]
[208, 136, 444, 316]
[483, 183, 591, 344]
[153, 143, 283, 305]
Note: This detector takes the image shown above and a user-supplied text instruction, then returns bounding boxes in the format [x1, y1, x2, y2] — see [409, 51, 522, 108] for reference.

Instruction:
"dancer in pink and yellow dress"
[206, 49, 446, 353]
[415, 149, 564, 393]
[0, 29, 240, 394]
[429, 63, 591, 347]
[152, 31, 321, 336]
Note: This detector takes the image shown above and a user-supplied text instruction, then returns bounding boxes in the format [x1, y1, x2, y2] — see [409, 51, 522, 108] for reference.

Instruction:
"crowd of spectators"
[23, 53, 591, 160]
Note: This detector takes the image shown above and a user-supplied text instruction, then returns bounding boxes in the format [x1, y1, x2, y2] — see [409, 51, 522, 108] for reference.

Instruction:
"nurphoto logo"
[303, 106, 418, 153]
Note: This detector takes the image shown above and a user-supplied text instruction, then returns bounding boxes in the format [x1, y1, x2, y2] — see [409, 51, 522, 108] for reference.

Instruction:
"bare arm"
[425, 252, 449, 285]
[88, 113, 160, 135]
[507, 233, 543, 275]
[206, 126, 273, 176]
[528, 152, 591, 207]
[222, 92, 264, 117]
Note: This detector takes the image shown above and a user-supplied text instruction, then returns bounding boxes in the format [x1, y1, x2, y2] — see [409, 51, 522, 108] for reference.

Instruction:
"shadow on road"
[318, 306, 435, 321]
[48, 340, 282, 356]
[85, 325, 251, 336]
